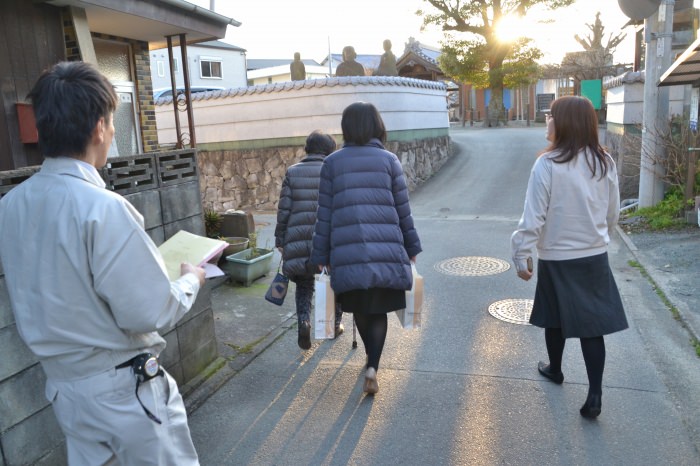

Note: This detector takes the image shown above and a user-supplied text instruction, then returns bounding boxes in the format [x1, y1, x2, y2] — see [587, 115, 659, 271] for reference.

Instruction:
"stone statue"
[373, 39, 398, 76]
[335, 46, 365, 77]
[290, 52, 306, 81]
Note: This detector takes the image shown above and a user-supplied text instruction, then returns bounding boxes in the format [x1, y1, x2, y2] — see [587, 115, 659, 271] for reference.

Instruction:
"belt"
[116, 356, 138, 370]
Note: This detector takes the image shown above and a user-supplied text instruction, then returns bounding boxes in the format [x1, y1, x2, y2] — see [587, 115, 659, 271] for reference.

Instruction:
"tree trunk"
[486, 88, 504, 127]
[486, 56, 506, 127]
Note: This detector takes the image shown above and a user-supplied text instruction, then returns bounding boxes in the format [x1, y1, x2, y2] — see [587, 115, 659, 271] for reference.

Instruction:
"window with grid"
[200, 57, 223, 79]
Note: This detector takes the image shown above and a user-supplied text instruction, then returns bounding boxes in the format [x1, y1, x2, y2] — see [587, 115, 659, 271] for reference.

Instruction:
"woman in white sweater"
[511, 96, 628, 419]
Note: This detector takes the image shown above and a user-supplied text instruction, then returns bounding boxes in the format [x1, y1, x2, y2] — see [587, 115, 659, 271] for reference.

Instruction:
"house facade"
[0, 0, 240, 171]
[151, 40, 248, 93]
[246, 58, 327, 85]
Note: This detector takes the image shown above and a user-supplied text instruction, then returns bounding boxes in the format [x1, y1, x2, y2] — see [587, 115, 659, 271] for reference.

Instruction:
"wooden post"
[685, 148, 698, 211]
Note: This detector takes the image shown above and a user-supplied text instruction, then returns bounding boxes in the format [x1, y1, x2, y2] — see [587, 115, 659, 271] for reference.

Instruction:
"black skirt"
[337, 288, 406, 314]
[530, 252, 628, 338]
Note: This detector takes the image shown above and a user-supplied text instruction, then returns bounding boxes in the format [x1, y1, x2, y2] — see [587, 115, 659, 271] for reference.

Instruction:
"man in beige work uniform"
[0, 61, 206, 465]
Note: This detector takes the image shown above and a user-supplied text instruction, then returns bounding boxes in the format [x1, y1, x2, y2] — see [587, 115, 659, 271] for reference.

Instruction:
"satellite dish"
[618, 0, 662, 20]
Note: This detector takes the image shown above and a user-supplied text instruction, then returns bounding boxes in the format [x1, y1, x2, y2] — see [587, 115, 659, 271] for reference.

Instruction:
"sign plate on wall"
[690, 88, 699, 132]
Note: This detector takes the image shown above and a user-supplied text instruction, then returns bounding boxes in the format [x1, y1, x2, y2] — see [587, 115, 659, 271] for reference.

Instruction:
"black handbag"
[264, 259, 289, 306]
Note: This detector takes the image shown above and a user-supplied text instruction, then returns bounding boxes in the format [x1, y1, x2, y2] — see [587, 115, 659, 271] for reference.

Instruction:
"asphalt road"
[188, 126, 700, 465]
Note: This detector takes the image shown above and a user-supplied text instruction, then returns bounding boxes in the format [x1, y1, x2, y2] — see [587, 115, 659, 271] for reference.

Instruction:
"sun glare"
[495, 15, 527, 42]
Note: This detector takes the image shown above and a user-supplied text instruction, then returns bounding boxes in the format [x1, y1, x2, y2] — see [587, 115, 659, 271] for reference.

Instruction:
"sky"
[193, 0, 636, 65]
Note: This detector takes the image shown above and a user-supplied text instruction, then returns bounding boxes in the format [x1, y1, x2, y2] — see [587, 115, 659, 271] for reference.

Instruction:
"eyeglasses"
[545, 113, 554, 121]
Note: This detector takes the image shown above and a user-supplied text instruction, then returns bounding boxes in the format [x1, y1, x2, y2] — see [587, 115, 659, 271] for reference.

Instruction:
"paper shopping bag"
[397, 263, 423, 329]
[314, 268, 335, 339]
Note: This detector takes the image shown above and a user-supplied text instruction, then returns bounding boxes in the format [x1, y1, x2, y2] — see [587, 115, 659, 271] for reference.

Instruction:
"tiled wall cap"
[155, 76, 446, 105]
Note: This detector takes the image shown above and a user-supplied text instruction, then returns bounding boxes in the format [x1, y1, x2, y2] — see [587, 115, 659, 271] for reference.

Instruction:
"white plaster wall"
[606, 81, 688, 125]
[606, 83, 644, 124]
[155, 76, 449, 145]
[668, 85, 686, 117]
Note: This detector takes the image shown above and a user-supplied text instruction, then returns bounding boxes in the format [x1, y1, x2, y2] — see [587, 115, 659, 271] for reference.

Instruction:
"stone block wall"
[0, 150, 217, 465]
[198, 132, 452, 212]
[61, 9, 81, 62]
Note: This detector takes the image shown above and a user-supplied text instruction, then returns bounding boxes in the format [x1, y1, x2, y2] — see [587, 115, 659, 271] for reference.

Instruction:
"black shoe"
[298, 321, 311, 350]
[538, 361, 564, 384]
[334, 323, 344, 339]
[580, 394, 602, 419]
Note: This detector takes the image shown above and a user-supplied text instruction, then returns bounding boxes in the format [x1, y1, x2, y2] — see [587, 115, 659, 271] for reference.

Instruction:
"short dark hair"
[27, 61, 118, 158]
[304, 130, 336, 155]
[341, 102, 386, 145]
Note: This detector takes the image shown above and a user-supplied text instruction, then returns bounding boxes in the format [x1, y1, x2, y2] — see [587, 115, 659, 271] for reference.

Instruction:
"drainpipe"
[179, 34, 197, 148]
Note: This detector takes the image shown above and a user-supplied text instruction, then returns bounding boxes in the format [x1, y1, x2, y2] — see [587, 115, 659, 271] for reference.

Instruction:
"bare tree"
[561, 12, 627, 82]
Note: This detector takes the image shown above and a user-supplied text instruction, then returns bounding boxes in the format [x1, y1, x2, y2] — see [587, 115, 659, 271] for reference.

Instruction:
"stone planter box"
[222, 248, 274, 286]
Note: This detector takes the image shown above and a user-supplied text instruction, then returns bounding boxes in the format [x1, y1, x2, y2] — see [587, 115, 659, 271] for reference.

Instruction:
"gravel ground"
[622, 226, 700, 340]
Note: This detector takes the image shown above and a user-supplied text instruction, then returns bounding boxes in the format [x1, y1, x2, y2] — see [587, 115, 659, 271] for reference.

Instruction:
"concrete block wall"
[0, 263, 68, 465]
[0, 151, 218, 465]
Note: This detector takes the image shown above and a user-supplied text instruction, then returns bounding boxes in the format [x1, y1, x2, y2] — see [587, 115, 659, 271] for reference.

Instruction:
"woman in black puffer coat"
[310, 102, 422, 395]
[275, 131, 343, 350]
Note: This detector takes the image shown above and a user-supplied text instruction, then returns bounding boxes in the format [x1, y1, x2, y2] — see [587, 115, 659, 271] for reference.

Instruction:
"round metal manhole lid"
[434, 256, 511, 276]
[488, 299, 533, 325]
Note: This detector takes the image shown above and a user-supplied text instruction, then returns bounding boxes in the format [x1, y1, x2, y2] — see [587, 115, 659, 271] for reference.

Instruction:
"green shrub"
[629, 187, 688, 230]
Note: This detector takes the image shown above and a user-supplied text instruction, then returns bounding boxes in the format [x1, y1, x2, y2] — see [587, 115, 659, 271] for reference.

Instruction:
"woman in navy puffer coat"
[275, 131, 343, 350]
[311, 102, 422, 395]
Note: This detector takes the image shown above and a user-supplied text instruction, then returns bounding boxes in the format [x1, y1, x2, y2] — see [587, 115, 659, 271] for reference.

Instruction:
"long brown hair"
[546, 96, 609, 178]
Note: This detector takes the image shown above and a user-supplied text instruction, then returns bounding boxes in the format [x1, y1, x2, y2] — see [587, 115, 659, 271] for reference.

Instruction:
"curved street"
[189, 126, 700, 465]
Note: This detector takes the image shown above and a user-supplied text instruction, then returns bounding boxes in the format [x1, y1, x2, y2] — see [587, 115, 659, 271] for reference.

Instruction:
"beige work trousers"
[45, 366, 198, 465]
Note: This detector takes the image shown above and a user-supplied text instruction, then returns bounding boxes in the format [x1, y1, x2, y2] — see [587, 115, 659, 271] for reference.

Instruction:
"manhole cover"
[488, 299, 533, 325]
[434, 256, 511, 276]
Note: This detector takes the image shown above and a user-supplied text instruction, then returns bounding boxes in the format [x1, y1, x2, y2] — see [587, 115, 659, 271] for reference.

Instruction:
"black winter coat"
[274, 154, 325, 279]
[310, 139, 422, 294]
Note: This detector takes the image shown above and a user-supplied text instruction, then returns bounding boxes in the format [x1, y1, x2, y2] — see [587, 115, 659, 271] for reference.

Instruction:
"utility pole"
[328, 37, 332, 76]
[638, 0, 675, 207]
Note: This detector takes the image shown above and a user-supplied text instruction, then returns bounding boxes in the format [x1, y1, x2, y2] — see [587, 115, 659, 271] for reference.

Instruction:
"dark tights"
[353, 313, 388, 371]
[545, 328, 606, 395]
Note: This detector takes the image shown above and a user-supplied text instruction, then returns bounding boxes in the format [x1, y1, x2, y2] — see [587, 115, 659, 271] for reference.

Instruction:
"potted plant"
[221, 231, 274, 286]
[204, 209, 222, 238]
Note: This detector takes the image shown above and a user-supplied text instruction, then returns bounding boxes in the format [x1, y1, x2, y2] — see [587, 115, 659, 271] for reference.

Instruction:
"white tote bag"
[396, 263, 424, 329]
[314, 268, 335, 339]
